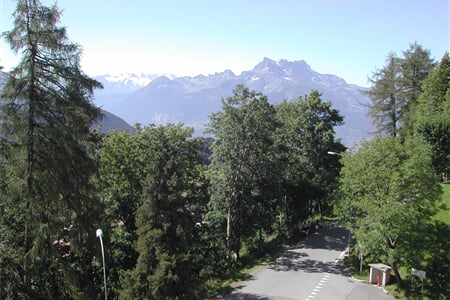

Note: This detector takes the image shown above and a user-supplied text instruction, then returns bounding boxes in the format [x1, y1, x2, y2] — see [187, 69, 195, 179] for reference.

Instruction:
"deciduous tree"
[274, 91, 344, 235]
[413, 53, 450, 180]
[97, 128, 147, 298]
[335, 137, 441, 287]
[208, 85, 278, 262]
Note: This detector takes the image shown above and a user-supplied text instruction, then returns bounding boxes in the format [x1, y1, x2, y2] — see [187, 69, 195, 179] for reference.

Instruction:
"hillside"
[94, 58, 372, 146]
[1, 71, 133, 134]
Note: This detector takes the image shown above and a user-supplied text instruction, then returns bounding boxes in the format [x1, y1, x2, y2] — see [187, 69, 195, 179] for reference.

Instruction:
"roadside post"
[411, 268, 426, 293]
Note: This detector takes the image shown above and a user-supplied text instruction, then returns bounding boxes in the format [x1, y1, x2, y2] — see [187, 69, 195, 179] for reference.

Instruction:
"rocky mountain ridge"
[94, 58, 372, 146]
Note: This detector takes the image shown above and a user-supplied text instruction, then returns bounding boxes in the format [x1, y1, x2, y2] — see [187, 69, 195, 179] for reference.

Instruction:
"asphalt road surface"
[220, 223, 395, 300]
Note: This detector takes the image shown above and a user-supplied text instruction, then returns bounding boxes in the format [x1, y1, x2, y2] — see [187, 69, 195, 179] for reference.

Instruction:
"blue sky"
[1, 0, 449, 86]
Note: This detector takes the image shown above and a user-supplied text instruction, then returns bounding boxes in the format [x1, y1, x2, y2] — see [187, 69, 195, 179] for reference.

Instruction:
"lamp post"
[96, 229, 107, 300]
[327, 151, 340, 156]
[0, 240, 3, 300]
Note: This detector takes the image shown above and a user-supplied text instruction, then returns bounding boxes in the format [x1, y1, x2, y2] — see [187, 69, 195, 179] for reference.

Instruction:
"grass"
[383, 266, 436, 300]
[206, 186, 450, 299]
[345, 255, 369, 281]
[433, 182, 450, 224]
[346, 183, 450, 300]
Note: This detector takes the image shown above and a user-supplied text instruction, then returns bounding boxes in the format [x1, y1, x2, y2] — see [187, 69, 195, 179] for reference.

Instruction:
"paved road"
[221, 224, 394, 300]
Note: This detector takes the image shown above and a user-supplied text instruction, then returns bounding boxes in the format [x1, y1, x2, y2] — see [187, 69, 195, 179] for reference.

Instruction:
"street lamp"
[327, 151, 340, 156]
[0, 240, 3, 300]
[96, 229, 107, 300]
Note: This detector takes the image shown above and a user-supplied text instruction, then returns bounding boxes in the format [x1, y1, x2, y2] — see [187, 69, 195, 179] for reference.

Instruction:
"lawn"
[433, 182, 450, 224]
[350, 183, 450, 300]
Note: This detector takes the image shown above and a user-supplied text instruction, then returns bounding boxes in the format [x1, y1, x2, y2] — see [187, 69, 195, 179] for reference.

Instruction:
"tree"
[120, 124, 203, 299]
[97, 128, 147, 298]
[335, 137, 441, 287]
[0, 0, 103, 298]
[207, 85, 278, 262]
[413, 53, 450, 180]
[366, 43, 435, 138]
[365, 53, 402, 137]
[399, 42, 436, 136]
[274, 91, 344, 235]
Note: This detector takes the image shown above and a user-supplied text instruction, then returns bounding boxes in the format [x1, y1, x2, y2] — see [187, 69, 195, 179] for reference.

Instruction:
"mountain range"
[93, 58, 372, 146]
[2, 58, 373, 146]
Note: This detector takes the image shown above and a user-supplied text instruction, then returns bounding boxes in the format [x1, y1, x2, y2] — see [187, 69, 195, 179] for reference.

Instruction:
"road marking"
[306, 273, 331, 299]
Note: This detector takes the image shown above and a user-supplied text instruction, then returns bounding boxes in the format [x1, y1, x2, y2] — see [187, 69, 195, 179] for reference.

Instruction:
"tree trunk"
[226, 206, 232, 260]
[392, 261, 403, 288]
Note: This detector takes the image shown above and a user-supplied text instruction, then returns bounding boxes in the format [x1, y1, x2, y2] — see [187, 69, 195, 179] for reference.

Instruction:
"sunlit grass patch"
[433, 183, 450, 224]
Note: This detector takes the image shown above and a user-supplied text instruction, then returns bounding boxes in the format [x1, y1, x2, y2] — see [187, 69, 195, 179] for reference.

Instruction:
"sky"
[1, 0, 449, 87]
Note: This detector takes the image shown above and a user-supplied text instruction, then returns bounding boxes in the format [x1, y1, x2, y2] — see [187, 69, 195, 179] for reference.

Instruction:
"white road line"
[306, 273, 331, 299]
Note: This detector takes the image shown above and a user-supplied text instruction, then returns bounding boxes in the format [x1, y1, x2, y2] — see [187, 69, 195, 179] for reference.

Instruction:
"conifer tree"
[399, 42, 436, 136]
[365, 53, 402, 137]
[0, 0, 103, 298]
[120, 124, 202, 299]
[366, 43, 435, 138]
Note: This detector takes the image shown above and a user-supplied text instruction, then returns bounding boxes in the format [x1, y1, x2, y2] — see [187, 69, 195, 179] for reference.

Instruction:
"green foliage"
[433, 183, 450, 224]
[208, 85, 279, 262]
[97, 128, 147, 297]
[0, 0, 103, 298]
[335, 137, 441, 287]
[365, 53, 402, 137]
[414, 53, 450, 180]
[366, 42, 435, 139]
[399, 42, 436, 136]
[119, 124, 204, 299]
[273, 90, 344, 235]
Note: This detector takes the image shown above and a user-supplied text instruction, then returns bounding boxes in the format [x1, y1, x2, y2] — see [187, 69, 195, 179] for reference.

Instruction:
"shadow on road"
[266, 224, 350, 275]
[268, 255, 348, 275]
[301, 226, 348, 250]
[221, 224, 351, 299]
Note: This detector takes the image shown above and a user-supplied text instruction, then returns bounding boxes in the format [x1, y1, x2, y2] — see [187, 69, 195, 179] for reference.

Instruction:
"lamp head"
[96, 229, 103, 238]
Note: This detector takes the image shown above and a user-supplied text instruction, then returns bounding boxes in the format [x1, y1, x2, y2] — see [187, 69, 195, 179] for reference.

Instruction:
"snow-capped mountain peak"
[93, 58, 372, 146]
[103, 73, 157, 87]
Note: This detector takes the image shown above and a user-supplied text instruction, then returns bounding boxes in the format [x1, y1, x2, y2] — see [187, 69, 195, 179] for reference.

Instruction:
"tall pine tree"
[399, 42, 436, 136]
[0, 0, 103, 298]
[120, 125, 202, 299]
[365, 53, 402, 137]
[366, 43, 435, 138]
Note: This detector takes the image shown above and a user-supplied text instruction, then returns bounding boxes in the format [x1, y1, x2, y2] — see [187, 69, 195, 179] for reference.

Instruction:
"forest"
[0, 1, 449, 299]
